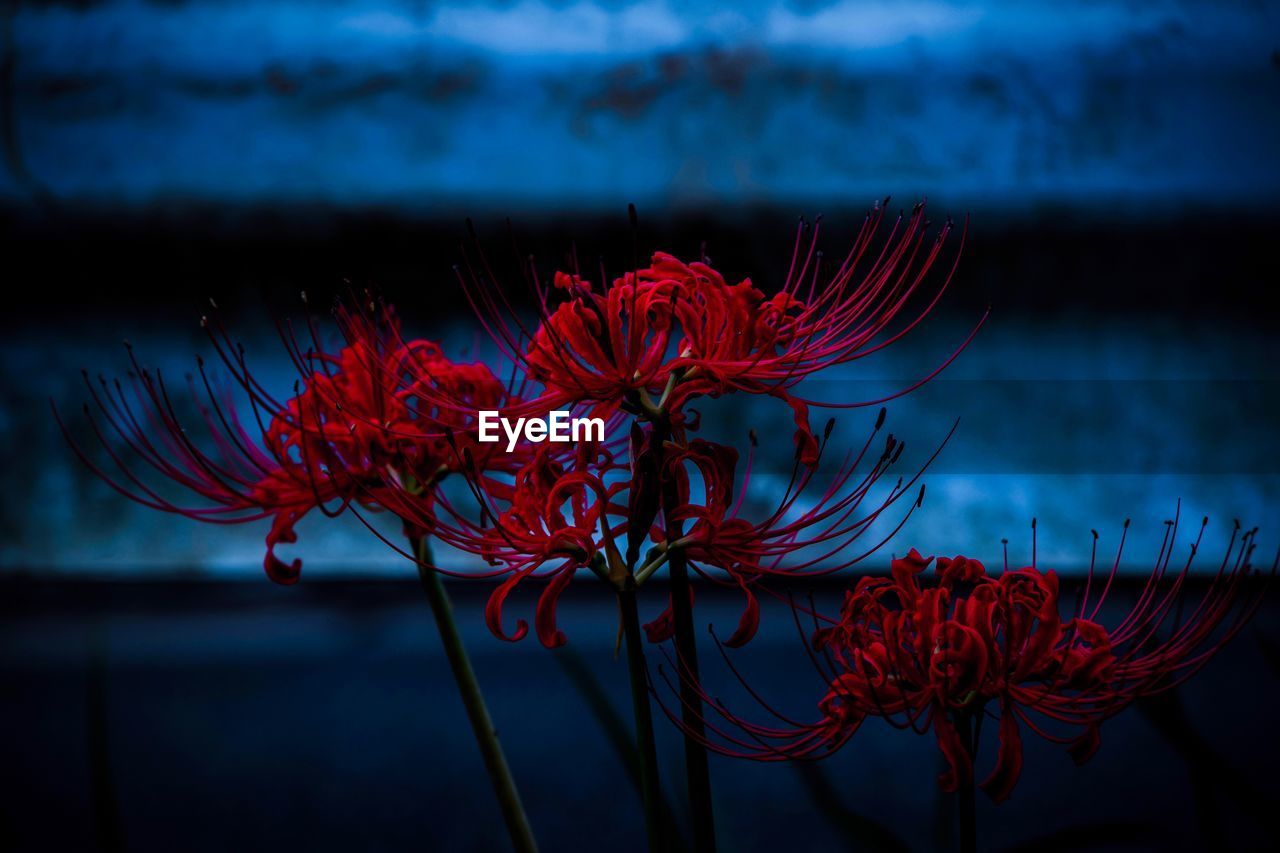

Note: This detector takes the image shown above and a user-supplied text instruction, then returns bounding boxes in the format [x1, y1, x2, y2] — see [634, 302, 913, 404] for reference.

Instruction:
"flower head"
[58, 298, 522, 584]
[454, 202, 984, 465]
[433, 406, 939, 649]
[662, 513, 1270, 802]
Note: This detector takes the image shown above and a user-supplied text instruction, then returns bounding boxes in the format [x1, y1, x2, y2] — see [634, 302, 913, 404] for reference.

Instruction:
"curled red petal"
[643, 606, 675, 643]
[979, 704, 1024, 803]
[484, 570, 531, 643]
[936, 555, 986, 585]
[263, 509, 304, 585]
[643, 586, 695, 643]
[933, 711, 972, 794]
[723, 580, 761, 648]
[534, 568, 576, 649]
[775, 391, 819, 467]
[1067, 724, 1102, 766]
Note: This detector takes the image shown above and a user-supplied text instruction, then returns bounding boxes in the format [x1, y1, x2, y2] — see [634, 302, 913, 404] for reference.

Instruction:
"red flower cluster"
[59, 302, 525, 583]
[397, 403, 935, 649]
[63, 203, 975, 652]
[60, 209, 1271, 846]
[669, 515, 1269, 802]
[460, 203, 981, 466]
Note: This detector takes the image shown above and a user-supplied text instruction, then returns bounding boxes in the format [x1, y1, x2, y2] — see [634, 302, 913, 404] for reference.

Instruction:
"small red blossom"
[659, 514, 1270, 803]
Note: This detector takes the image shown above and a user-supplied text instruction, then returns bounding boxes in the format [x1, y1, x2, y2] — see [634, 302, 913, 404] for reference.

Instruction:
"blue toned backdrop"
[1, 3, 1278, 852]
[3, 0, 1279, 576]
[5, 0, 1280, 211]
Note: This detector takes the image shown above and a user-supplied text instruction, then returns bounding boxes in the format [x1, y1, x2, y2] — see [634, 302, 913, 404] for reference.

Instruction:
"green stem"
[955, 711, 978, 853]
[619, 584, 668, 853]
[665, 548, 716, 853]
[413, 537, 538, 853]
[652, 416, 717, 853]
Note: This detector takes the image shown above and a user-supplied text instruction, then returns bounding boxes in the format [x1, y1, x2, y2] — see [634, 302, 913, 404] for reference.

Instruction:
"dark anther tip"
[875, 407, 887, 429]
[824, 417, 836, 439]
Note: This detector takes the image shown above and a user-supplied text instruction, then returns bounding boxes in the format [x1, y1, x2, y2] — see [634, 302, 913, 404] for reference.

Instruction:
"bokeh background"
[2, 2, 1278, 851]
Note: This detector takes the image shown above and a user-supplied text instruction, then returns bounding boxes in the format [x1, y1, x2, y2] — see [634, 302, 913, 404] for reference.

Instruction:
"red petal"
[774, 391, 819, 467]
[643, 606, 675, 643]
[979, 704, 1024, 803]
[484, 569, 531, 643]
[723, 579, 761, 648]
[643, 586, 695, 643]
[534, 569, 576, 649]
[263, 509, 304, 585]
[1067, 724, 1102, 766]
[933, 711, 972, 793]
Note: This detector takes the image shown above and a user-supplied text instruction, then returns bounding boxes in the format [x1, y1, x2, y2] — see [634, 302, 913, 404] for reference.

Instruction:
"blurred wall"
[5, 0, 1279, 211]
[2, 0, 1279, 577]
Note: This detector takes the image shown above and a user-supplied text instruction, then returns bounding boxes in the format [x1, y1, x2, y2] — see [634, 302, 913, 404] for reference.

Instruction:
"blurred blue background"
[5, 0, 1280, 210]
[2, 2, 1279, 852]
[2, 0, 1278, 577]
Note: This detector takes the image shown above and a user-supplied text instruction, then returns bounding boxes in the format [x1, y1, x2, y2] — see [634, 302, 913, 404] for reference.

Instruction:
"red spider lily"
[56, 302, 522, 584]
[657, 511, 1271, 803]
[425, 407, 943, 650]
[386, 440, 630, 648]
[451, 202, 985, 466]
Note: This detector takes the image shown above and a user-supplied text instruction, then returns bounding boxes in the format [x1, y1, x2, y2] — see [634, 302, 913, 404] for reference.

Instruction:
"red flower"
[660, 514, 1270, 803]
[434, 405, 939, 650]
[59, 300, 522, 584]
[455, 202, 984, 466]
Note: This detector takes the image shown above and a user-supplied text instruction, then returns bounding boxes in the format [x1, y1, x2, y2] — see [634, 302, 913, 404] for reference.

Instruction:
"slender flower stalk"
[56, 304, 541, 850]
[651, 409, 716, 852]
[618, 581, 667, 853]
[954, 710, 980, 853]
[414, 537, 537, 853]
